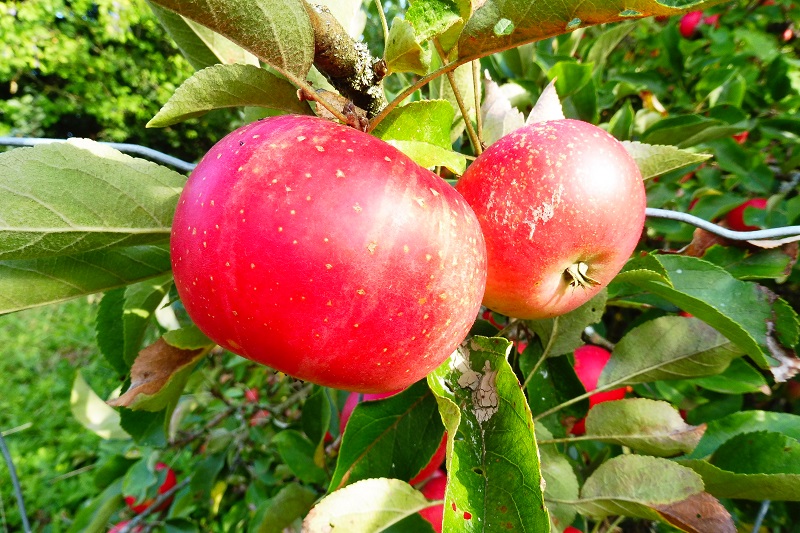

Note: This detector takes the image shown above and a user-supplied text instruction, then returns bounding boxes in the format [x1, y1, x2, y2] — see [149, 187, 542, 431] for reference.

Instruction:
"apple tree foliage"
[1, 0, 800, 531]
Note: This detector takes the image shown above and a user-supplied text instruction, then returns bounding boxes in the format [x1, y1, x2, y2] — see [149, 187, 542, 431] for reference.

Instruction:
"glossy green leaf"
[457, 0, 730, 60]
[702, 245, 793, 281]
[384, 140, 467, 174]
[0, 244, 172, 315]
[685, 358, 768, 394]
[615, 253, 799, 371]
[428, 336, 551, 532]
[527, 289, 607, 359]
[148, 0, 313, 78]
[406, 0, 466, 52]
[598, 316, 745, 387]
[250, 483, 318, 533]
[0, 140, 183, 261]
[681, 457, 800, 501]
[273, 429, 328, 485]
[148, 64, 311, 127]
[302, 386, 332, 451]
[304, 478, 434, 532]
[119, 407, 169, 447]
[642, 115, 745, 148]
[686, 411, 800, 460]
[622, 141, 712, 180]
[607, 100, 635, 141]
[585, 398, 705, 457]
[385, 17, 431, 75]
[712, 431, 800, 474]
[329, 380, 445, 491]
[372, 100, 456, 150]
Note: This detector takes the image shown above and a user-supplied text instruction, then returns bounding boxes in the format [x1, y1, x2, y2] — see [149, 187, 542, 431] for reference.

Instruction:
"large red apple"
[124, 462, 177, 514]
[455, 119, 645, 319]
[570, 345, 626, 435]
[171, 115, 487, 393]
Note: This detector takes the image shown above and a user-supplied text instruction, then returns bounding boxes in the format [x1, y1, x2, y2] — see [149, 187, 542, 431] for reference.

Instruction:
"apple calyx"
[565, 261, 600, 290]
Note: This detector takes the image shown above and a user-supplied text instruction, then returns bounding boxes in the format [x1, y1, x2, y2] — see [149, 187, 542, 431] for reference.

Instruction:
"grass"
[0, 297, 121, 532]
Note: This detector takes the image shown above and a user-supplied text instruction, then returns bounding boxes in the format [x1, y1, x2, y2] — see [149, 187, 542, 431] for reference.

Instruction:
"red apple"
[679, 11, 705, 38]
[109, 521, 143, 533]
[570, 345, 627, 435]
[171, 115, 487, 393]
[564, 528, 582, 533]
[455, 119, 645, 319]
[124, 462, 177, 514]
[419, 469, 447, 532]
[249, 408, 270, 426]
[732, 131, 749, 144]
[244, 388, 259, 403]
[339, 391, 447, 485]
[725, 198, 768, 232]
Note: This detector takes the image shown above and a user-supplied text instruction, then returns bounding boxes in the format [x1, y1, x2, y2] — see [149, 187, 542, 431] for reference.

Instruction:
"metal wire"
[0, 136, 196, 173]
[0, 433, 31, 533]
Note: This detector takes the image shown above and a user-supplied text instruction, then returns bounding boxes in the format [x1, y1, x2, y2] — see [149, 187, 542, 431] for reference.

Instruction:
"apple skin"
[455, 119, 645, 319]
[340, 391, 447, 485]
[124, 462, 177, 514]
[725, 198, 767, 232]
[419, 469, 447, 533]
[679, 11, 705, 38]
[570, 345, 626, 435]
[564, 527, 582, 533]
[171, 115, 487, 393]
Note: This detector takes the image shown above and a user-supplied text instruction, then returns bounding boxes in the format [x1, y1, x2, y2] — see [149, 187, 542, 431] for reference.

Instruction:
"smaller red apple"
[679, 11, 705, 38]
[244, 388, 260, 403]
[109, 521, 143, 533]
[703, 13, 721, 27]
[419, 469, 447, 533]
[564, 527, 582, 533]
[725, 198, 768, 232]
[249, 409, 270, 427]
[570, 345, 627, 435]
[732, 131, 749, 144]
[124, 462, 178, 514]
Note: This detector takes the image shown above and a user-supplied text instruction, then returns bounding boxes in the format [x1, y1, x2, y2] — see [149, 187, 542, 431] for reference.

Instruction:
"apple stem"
[564, 262, 600, 290]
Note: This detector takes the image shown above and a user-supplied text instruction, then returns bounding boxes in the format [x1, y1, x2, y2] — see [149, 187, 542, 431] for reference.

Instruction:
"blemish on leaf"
[566, 17, 581, 29]
[620, 9, 642, 16]
[493, 18, 514, 36]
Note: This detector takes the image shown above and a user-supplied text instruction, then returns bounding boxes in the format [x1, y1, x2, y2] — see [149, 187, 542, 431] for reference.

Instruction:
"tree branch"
[304, 2, 388, 119]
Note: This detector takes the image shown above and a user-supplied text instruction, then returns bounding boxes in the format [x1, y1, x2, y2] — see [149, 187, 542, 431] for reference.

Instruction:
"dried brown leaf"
[654, 492, 735, 533]
[107, 338, 204, 408]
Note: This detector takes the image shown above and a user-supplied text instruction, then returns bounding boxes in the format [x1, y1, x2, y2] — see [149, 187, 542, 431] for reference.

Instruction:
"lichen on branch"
[304, 2, 387, 119]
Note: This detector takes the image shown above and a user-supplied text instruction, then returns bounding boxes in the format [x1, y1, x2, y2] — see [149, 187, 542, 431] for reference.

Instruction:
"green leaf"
[120, 407, 168, 447]
[406, 0, 466, 52]
[304, 478, 434, 532]
[607, 100, 635, 141]
[148, 64, 311, 128]
[615, 254, 796, 370]
[162, 323, 214, 350]
[527, 289, 607, 358]
[711, 431, 800, 475]
[568, 455, 734, 531]
[430, 62, 480, 143]
[146, 1, 257, 70]
[585, 398, 705, 457]
[427, 336, 551, 532]
[685, 358, 768, 394]
[70, 372, 129, 440]
[384, 140, 467, 174]
[522, 346, 589, 433]
[273, 429, 328, 485]
[385, 17, 431, 75]
[0, 244, 172, 315]
[621, 141, 712, 180]
[66, 478, 124, 533]
[148, 0, 314, 78]
[372, 100, 456, 150]
[329, 380, 445, 491]
[577, 455, 703, 516]
[0, 140, 184, 261]
[702, 245, 793, 281]
[537, 424, 579, 531]
[457, 0, 730, 60]
[250, 483, 318, 533]
[642, 115, 745, 148]
[96, 288, 128, 375]
[302, 386, 332, 450]
[586, 22, 636, 73]
[686, 411, 800, 460]
[598, 316, 745, 386]
[682, 458, 800, 501]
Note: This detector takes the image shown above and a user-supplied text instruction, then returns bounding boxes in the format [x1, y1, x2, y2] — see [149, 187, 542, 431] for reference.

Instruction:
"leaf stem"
[373, 0, 389, 49]
[472, 60, 484, 154]
[434, 39, 482, 157]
